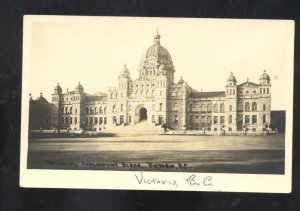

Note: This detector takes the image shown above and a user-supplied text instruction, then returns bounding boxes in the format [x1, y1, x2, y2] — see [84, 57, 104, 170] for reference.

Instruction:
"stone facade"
[29, 93, 55, 130]
[46, 30, 272, 132]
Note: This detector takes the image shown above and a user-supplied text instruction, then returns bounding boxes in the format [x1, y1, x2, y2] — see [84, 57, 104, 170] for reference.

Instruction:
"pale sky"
[28, 17, 294, 110]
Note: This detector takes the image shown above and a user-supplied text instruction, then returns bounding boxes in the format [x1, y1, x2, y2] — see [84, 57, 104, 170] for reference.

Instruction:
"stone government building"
[29, 30, 273, 132]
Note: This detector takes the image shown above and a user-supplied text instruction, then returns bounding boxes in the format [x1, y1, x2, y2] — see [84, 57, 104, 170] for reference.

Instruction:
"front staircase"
[104, 121, 163, 134]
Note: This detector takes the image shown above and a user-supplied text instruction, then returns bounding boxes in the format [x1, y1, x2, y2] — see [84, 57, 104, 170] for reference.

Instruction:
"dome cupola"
[259, 70, 270, 85]
[226, 72, 237, 86]
[54, 83, 62, 95]
[118, 64, 131, 79]
[178, 76, 185, 84]
[75, 82, 84, 94]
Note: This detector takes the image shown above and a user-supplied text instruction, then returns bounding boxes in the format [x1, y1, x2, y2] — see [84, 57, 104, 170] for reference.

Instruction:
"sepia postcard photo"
[20, 16, 294, 192]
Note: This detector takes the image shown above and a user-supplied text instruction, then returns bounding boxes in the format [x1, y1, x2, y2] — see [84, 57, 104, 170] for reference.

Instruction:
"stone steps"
[104, 121, 163, 133]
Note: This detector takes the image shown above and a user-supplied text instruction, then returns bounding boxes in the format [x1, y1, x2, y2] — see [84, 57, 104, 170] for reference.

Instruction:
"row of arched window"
[226, 89, 236, 95]
[260, 88, 270, 94]
[129, 80, 165, 89]
[84, 117, 107, 125]
[237, 102, 258, 111]
[171, 91, 182, 96]
[110, 92, 124, 99]
[242, 88, 269, 95]
[60, 117, 77, 125]
[189, 103, 226, 113]
[73, 96, 80, 101]
[61, 106, 77, 114]
[85, 106, 106, 114]
[112, 104, 124, 113]
[131, 82, 155, 89]
[142, 69, 158, 76]
[129, 90, 157, 98]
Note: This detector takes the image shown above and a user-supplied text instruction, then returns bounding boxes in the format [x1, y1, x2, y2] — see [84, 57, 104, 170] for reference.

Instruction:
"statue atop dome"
[154, 28, 161, 45]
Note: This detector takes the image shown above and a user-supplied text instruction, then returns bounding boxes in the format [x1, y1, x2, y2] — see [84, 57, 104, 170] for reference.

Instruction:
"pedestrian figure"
[161, 122, 167, 133]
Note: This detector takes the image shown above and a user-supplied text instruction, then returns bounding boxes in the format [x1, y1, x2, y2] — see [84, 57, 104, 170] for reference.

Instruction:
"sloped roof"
[34, 96, 49, 104]
[238, 82, 259, 87]
[190, 91, 225, 98]
[92, 91, 107, 96]
[86, 95, 107, 102]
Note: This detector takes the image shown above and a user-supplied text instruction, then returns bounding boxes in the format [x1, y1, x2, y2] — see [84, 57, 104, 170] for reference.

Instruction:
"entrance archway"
[139, 107, 147, 122]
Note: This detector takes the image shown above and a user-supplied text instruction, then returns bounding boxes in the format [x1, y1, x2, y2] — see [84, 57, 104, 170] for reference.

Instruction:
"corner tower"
[51, 83, 63, 128]
[225, 72, 238, 131]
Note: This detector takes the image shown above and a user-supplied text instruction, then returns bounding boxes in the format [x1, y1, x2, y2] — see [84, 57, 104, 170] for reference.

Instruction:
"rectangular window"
[237, 103, 243, 111]
[252, 115, 257, 124]
[207, 116, 212, 125]
[104, 117, 107, 124]
[95, 117, 98, 124]
[213, 116, 218, 124]
[263, 104, 266, 111]
[70, 117, 72, 124]
[245, 115, 250, 124]
[229, 105, 232, 111]
[75, 117, 77, 124]
[263, 114, 266, 124]
[85, 117, 88, 125]
[220, 116, 225, 124]
[65, 117, 68, 124]
[120, 115, 124, 124]
[99, 117, 103, 124]
[159, 103, 163, 111]
[201, 116, 206, 124]
[228, 115, 232, 124]
[113, 116, 117, 124]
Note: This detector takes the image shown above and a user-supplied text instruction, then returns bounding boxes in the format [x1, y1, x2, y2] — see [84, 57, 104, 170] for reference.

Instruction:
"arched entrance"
[139, 107, 147, 122]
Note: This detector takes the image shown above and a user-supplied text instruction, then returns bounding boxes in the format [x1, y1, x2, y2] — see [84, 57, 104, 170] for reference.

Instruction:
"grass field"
[27, 133, 285, 174]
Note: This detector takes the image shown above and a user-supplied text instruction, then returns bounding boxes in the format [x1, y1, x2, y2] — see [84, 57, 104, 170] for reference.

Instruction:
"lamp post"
[265, 123, 269, 136]
[221, 124, 226, 136]
[242, 124, 246, 136]
[82, 121, 86, 133]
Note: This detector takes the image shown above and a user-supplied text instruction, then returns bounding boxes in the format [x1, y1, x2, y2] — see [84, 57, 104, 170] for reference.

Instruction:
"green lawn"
[27, 134, 285, 174]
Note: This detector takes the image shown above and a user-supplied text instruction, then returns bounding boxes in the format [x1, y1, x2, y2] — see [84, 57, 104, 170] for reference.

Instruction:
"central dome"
[137, 30, 176, 83]
[139, 30, 173, 68]
[145, 44, 171, 60]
